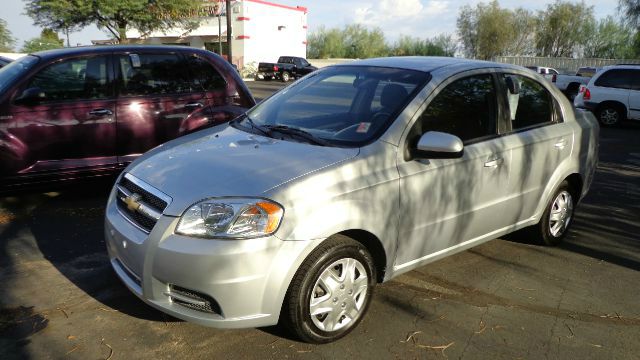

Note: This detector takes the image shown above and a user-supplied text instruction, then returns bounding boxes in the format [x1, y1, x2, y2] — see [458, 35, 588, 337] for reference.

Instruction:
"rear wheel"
[281, 71, 291, 82]
[597, 104, 624, 126]
[528, 181, 575, 246]
[281, 235, 376, 343]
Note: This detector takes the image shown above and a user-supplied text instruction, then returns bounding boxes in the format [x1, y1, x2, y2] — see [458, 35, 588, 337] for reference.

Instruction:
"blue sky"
[4, 0, 621, 50]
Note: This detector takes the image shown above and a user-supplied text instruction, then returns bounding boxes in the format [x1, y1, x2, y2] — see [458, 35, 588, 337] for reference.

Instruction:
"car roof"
[29, 45, 208, 60]
[334, 56, 524, 73]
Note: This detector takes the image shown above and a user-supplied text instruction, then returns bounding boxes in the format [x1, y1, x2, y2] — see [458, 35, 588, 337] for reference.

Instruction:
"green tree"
[25, 0, 202, 44]
[308, 26, 346, 59]
[22, 29, 64, 53]
[619, 0, 640, 56]
[620, 0, 640, 26]
[343, 24, 387, 59]
[507, 8, 537, 56]
[0, 18, 15, 52]
[390, 34, 456, 57]
[308, 25, 387, 59]
[583, 16, 635, 58]
[457, 1, 532, 59]
[535, 1, 595, 57]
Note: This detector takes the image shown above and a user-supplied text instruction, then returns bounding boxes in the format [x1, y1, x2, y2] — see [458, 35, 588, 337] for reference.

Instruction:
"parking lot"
[1, 80, 639, 359]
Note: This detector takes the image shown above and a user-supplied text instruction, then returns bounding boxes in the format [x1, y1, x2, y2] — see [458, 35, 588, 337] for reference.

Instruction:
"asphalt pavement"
[0, 82, 639, 359]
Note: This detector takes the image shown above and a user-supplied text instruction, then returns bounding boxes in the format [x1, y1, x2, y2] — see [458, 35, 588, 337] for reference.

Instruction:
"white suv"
[574, 65, 640, 126]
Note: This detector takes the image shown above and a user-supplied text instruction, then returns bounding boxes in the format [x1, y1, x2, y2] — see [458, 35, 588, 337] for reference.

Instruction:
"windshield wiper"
[263, 125, 331, 146]
[234, 114, 271, 137]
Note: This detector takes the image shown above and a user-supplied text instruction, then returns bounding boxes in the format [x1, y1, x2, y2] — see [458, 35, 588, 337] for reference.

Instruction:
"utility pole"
[226, 0, 232, 64]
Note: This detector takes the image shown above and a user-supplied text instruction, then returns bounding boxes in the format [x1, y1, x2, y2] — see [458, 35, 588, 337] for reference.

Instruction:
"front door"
[395, 73, 511, 269]
[8, 55, 116, 175]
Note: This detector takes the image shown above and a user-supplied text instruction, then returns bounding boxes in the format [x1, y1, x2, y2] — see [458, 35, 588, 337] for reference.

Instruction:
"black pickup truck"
[257, 56, 317, 82]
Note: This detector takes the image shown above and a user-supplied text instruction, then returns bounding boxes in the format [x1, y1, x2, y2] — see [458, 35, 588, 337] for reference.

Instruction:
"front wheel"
[529, 181, 575, 246]
[281, 235, 376, 343]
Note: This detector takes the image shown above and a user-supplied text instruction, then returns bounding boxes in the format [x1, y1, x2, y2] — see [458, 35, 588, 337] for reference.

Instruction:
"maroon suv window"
[26, 56, 110, 101]
[188, 56, 226, 91]
[117, 54, 193, 96]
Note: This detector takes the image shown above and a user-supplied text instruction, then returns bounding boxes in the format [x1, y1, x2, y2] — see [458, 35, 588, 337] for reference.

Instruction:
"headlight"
[176, 198, 284, 239]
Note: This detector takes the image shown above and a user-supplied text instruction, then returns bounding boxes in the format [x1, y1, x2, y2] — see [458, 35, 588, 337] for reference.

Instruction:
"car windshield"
[236, 65, 429, 147]
[0, 55, 39, 93]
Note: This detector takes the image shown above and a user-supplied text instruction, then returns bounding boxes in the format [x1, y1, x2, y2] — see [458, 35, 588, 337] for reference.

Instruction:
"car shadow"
[0, 178, 181, 328]
[503, 126, 640, 271]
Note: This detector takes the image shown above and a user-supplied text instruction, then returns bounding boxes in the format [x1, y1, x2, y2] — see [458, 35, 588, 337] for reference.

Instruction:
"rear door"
[497, 73, 573, 224]
[8, 54, 116, 175]
[114, 52, 209, 162]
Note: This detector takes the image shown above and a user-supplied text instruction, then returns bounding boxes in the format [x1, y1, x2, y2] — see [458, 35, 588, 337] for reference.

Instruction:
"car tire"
[281, 235, 376, 343]
[596, 104, 624, 127]
[281, 71, 291, 82]
[529, 181, 576, 246]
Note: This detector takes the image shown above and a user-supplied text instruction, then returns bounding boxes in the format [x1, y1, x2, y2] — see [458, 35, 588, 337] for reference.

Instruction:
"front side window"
[501, 74, 555, 130]
[417, 74, 497, 143]
[26, 56, 110, 101]
[594, 69, 631, 89]
[118, 53, 192, 96]
[235, 66, 429, 147]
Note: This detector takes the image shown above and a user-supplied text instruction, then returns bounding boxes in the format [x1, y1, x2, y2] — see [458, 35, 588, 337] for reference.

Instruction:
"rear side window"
[501, 74, 555, 130]
[188, 56, 226, 91]
[118, 53, 192, 96]
[595, 69, 631, 89]
[631, 70, 640, 91]
[26, 56, 110, 101]
[418, 74, 497, 143]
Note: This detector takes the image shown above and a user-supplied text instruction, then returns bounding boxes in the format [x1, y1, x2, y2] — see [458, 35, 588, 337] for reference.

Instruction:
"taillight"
[583, 87, 591, 100]
[273, 65, 279, 71]
[552, 74, 557, 82]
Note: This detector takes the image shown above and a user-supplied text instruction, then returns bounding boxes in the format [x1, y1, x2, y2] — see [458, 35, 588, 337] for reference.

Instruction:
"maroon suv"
[0, 45, 255, 191]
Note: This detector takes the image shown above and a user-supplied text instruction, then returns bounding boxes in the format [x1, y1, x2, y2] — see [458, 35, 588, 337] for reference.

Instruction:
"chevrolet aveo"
[105, 57, 599, 343]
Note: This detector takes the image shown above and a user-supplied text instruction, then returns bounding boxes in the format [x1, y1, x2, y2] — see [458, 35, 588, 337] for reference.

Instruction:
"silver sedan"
[104, 57, 599, 343]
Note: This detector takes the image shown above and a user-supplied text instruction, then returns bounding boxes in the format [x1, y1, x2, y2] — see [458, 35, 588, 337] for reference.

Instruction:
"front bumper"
[104, 189, 320, 328]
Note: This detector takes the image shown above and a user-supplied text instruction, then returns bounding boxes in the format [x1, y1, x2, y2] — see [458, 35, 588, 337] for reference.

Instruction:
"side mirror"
[413, 131, 464, 159]
[15, 87, 46, 105]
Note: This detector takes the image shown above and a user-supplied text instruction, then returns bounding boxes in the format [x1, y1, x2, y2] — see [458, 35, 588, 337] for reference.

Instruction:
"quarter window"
[418, 74, 497, 143]
[118, 54, 192, 96]
[594, 69, 632, 89]
[501, 74, 555, 130]
[26, 56, 110, 101]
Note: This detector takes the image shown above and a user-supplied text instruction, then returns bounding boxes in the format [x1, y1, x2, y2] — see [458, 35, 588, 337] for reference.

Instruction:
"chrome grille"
[116, 173, 171, 233]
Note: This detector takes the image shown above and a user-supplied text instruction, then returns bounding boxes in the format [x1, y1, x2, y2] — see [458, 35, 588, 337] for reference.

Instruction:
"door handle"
[555, 139, 567, 149]
[185, 102, 204, 109]
[88, 109, 113, 117]
[484, 158, 504, 168]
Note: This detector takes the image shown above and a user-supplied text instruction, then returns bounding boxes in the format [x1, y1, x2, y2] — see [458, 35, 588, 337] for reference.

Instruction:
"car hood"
[126, 125, 359, 216]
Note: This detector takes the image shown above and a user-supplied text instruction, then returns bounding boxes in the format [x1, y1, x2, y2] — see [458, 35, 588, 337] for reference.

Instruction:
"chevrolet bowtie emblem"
[124, 193, 142, 212]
